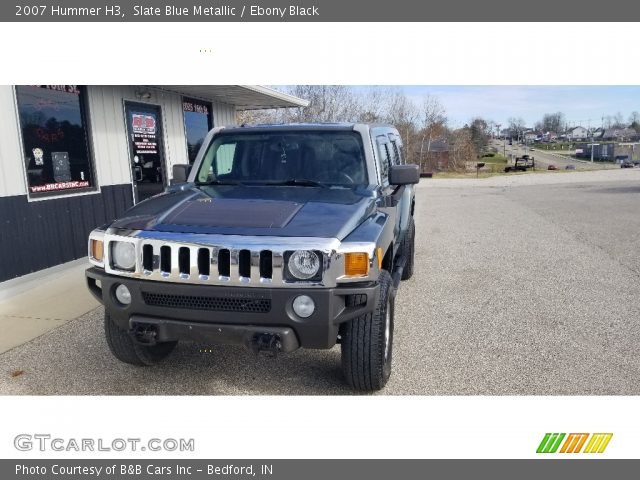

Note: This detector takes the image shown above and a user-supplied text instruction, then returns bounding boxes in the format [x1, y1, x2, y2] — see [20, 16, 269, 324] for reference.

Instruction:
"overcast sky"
[400, 85, 640, 129]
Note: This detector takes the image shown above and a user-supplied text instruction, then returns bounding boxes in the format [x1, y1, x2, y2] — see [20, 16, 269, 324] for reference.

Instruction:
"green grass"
[482, 153, 508, 163]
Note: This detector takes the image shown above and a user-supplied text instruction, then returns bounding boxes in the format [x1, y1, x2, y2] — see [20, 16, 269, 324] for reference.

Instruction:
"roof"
[150, 85, 309, 110]
[220, 122, 398, 133]
[603, 127, 637, 138]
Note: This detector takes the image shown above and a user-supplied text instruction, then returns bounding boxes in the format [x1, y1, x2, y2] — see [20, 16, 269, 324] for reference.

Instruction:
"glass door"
[124, 101, 166, 203]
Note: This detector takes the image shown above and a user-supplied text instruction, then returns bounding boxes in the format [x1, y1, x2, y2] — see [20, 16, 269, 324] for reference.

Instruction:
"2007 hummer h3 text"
[86, 123, 418, 391]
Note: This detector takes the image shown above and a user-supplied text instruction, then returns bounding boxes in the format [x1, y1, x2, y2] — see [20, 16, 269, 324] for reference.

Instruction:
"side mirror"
[172, 164, 191, 184]
[389, 164, 420, 185]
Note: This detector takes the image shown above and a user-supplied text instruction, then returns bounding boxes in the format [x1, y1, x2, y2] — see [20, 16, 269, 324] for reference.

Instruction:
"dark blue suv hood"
[110, 184, 377, 240]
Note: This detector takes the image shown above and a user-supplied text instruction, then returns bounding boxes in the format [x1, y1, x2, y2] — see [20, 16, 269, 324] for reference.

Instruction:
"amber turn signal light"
[90, 239, 104, 262]
[344, 252, 369, 277]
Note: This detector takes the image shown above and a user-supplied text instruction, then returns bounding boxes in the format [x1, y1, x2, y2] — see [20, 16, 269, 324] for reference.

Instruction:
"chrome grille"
[141, 242, 275, 284]
[101, 231, 347, 288]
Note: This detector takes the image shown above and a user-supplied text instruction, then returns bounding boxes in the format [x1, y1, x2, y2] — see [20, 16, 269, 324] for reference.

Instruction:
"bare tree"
[469, 117, 489, 153]
[629, 111, 640, 132]
[283, 85, 363, 123]
[507, 117, 526, 140]
[449, 128, 475, 171]
[538, 112, 565, 133]
[612, 111, 626, 129]
[418, 94, 447, 170]
[383, 90, 419, 161]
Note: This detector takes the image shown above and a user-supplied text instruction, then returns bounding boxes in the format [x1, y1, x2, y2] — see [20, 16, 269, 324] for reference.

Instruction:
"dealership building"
[0, 85, 307, 283]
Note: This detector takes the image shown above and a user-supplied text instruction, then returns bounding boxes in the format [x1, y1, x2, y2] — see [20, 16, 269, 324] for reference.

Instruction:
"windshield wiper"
[263, 178, 328, 188]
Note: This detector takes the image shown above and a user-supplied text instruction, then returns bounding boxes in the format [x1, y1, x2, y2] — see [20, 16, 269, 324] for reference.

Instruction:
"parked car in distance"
[565, 165, 576, 170]
[621, 161, 634, 168]
[548, 164, 557, 170]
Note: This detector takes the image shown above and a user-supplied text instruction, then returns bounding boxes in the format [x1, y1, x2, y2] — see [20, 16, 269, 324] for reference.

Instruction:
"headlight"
[111, 241, 136, 271]
[287, 250, 321, 280]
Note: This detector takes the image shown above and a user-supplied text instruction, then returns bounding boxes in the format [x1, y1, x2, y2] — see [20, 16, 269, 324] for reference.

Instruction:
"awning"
[150, 85, 309, 110]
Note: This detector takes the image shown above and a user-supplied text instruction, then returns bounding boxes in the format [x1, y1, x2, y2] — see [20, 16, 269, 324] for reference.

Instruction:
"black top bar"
[5, 0, 639, 22]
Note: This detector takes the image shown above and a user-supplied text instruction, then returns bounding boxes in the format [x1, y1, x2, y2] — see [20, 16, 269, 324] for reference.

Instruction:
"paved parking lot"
[1, 169, 639, 395]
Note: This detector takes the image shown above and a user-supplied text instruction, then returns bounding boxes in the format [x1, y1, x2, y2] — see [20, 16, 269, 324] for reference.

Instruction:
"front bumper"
[86, 267, 379, 350]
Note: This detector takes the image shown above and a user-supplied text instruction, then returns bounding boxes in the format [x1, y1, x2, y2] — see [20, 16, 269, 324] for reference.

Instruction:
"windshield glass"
[194, 131, 367, 187]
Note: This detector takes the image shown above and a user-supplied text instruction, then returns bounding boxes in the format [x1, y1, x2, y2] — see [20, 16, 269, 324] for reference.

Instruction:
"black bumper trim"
[130, 315, 300, 353]
[86, 267, 379, 350]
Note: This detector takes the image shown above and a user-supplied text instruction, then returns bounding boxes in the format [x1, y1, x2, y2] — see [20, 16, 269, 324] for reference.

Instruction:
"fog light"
[292, 295, 315, 318]
[115, 284, 132, 305]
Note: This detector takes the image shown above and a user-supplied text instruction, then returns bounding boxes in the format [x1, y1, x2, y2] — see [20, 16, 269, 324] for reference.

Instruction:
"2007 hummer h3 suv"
[86, 123, 418, 391]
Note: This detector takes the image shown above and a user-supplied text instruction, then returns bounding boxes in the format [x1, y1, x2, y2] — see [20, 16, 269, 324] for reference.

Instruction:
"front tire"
[340, 270, 394, 391]
[401, 217, 415, 280]
[104, 313, 177, 366]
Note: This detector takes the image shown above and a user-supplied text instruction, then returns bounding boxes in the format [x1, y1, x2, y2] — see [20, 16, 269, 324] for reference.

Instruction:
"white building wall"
[1, 85, 238, 196]
[86, 85, 237, 186]
[0, 86, 27, 197]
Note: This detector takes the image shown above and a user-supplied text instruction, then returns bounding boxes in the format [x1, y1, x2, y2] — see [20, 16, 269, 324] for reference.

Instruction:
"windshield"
[194, 131, 367, 187]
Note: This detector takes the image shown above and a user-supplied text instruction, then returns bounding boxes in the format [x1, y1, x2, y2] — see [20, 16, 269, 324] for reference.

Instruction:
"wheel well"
[381, 243, 394, 272]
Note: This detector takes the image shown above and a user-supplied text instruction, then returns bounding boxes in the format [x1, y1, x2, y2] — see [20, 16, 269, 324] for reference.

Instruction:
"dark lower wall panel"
[0, 184, 133, 283]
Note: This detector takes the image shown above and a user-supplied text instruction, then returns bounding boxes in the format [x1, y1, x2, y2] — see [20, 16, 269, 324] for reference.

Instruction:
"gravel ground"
[1, 169, 639, 395]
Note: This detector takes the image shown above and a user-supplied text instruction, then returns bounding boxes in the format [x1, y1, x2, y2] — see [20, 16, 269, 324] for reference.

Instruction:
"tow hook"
[250, 333, 282, 357]
[131, 323, 158, 345]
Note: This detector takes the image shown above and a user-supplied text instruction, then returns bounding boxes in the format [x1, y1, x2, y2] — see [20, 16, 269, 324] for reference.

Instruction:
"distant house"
[541, 131, 558, 142]
[524, 131, 538, 142]
[566, 126, 589, 141]
[416, 138, 450, 172]
[591, 128, 605, 139]
[602, 127, 639, 141]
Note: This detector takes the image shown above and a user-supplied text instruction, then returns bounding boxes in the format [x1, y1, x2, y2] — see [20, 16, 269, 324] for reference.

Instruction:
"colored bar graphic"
[537, 433, 566, 453]
[574, 433, 590, 453]
[538, 433, 612, 454]
[536, 434, 552, 453]
[584, 434, 613, 453]
[560, 434, 575, 453]
[560, 433, 588, 453]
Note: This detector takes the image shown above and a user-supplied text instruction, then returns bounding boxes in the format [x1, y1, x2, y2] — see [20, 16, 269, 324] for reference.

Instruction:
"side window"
[376, 136, 391, 187]
[389, 133, 405, 165]
[390, 140, 401, 165]
[197, 141, 237, 182]
[215, 143, 236, 174]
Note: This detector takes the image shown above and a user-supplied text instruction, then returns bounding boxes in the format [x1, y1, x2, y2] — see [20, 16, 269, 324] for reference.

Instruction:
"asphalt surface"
[1, 169, 640, 395]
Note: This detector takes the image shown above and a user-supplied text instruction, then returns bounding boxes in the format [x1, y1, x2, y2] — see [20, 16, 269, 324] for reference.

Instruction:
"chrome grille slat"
[271, 251, 284, 284]
[170, 245, 180, 279]
[251, 251, 262, 283]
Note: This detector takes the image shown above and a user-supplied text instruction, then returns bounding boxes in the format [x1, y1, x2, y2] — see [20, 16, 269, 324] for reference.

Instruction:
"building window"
[183, 97, 213, 164]
[16, 85, 94, 197]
